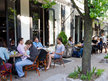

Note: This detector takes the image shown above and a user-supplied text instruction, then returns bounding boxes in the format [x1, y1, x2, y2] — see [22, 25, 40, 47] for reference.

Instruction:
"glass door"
[6, 0, 17, 46]
[30, 2, 44, 42]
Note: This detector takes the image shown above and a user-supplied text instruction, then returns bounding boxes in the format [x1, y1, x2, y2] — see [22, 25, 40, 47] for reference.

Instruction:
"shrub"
[96, 69, 104, 77]
[91, 67, 96, 74]
[81, 74, 87, 80]
[77, 66, 82, 74]
[104, 54, 108, 59]
[87, 72, 92, 81]
[68, 71, 79, 79]
[68, 66, 104, 81]
[58, 31, 68, 45]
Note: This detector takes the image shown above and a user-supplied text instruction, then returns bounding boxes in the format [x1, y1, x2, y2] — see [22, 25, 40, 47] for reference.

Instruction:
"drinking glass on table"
[13, 50, 16, 55]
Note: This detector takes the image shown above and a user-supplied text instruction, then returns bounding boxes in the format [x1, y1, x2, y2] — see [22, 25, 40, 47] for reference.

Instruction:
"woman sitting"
[0, 40, 12, 71]
[68, 37, 74, 46]
[16, 38, 29, 62]
[33, 37, 49, 67]
[33, 37, 43, 49]
[92, 37, 98, 53]
[98, 38, 103, 53]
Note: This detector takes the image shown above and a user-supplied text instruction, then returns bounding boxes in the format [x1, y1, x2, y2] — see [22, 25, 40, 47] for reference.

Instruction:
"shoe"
[46, 67, 49, 70]
[15, 75, 25, 79]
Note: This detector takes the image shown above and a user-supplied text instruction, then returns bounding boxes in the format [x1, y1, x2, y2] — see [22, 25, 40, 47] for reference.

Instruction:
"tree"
[30, 0, 56, 9]
[71, 0, 108, 74]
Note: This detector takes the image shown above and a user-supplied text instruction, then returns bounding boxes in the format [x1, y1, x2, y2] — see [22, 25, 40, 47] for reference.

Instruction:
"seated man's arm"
[4, 48, 9, 60]
[56, 45, 65, 55]
[55, 51, 64, 55]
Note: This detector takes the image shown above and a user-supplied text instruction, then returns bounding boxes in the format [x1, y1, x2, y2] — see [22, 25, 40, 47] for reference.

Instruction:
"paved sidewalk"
[11, 53, 108, 81]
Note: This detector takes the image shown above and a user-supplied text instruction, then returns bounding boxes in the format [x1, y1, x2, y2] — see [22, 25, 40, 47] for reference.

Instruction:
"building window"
[61, 5, 65, 31]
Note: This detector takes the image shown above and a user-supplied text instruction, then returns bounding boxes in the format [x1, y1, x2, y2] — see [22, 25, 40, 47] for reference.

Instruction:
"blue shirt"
[55, 44, 65, 54]
[33, 42, 43, 48]
[0, 47, 9, 61]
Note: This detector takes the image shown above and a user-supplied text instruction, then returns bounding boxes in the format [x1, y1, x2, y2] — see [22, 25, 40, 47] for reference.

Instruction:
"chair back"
[33, 56, 38, 65]
[0, 58, 2, 65]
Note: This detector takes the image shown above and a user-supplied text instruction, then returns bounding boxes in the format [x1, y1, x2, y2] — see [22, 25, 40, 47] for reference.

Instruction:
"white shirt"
[101, 36, 107, 43]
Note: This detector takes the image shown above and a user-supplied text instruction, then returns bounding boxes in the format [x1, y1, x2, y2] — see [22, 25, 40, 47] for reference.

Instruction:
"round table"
[10, 53, 22, 63]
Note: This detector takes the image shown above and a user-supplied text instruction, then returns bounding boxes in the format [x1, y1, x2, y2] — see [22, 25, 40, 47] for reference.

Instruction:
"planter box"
[66, 72, 107, 81]
[63, 46, 73, 58]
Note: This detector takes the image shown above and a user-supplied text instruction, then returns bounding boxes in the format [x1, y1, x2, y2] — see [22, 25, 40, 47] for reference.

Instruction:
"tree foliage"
[30, 0, 56, 9]
[88, 0, 108, 19]
[42, 0, 56, 9]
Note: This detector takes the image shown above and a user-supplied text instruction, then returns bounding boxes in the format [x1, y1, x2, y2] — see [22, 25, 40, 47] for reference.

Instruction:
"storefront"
[0, 0, 55, 47]
[0, 0, 20, 47]
[29, 1, 55, 46]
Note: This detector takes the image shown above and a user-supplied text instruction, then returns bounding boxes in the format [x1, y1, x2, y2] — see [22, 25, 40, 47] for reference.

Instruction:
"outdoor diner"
[0, 32, 108, 81]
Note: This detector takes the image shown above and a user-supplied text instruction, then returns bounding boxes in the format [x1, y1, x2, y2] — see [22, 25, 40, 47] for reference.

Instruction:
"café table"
[9, 53, 22, 63]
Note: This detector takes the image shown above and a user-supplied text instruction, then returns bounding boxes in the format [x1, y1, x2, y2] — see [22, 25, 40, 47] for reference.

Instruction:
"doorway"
[30, 1, 55, 46]
[0, 0, 19, 47]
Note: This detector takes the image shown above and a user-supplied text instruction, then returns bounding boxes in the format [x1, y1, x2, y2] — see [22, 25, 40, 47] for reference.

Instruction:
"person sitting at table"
[33, 37, 49, 69]
[98, 38, 103, 53]
[92, 37, 98, 53]
[24, 46, 30, 57]
[17, 38, 29, 61]
[33, 37, 43, 49]
[46, 38, 65, 70]
[0, 40, 12, 72]
[68, 37, 74, 46]
[15, 40, 39, 78]
[9, 39, 17, 51]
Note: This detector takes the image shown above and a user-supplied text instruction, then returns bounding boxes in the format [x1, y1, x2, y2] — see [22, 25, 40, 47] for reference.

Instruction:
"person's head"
[25, 40, 33, 49]
[100, 38, 103, 42]
[57, 38, 62, 44]
[92, 37, 95, 40]
[18, 38, 24, 44]
[10, 39, 15, 45]
[33, 37, 39, 43]
[0, 38, 5, 47]
[69, 37, 72, 41]
[101, 33, 104, 36]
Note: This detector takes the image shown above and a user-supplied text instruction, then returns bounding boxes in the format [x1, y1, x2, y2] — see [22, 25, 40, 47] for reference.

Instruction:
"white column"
[77, 17, 80, 42]
[20, 0, 30, 43]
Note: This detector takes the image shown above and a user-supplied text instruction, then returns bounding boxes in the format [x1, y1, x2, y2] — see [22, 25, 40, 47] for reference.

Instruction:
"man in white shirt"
[101, 33, 107, 53]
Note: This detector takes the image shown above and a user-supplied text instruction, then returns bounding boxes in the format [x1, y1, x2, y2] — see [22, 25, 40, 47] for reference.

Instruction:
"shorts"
[103, 43, 107, 48]
[54, 54, 61, 59]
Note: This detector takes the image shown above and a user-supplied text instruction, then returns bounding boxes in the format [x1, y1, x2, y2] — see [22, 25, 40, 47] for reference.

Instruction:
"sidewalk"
[12, 53, 108, 81]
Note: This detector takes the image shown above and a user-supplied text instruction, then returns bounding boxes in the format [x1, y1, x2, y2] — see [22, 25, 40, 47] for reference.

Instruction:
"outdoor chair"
[0, 58, 12, 81]
[24, 56, 40, 77]
[37, 54, 48, 71]
[53, 56, 65, 68]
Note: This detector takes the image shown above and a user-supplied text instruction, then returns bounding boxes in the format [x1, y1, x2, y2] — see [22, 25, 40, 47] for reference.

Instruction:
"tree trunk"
[82, 0, 92, 74]
[82, 17, 92, 74]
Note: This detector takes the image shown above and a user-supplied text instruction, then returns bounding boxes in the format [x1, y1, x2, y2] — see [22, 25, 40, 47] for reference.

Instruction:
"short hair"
[25, 40, 33, 45]
[69, 37, 72, 41]
[18, 38, 23, 43]
[33, 37, 38, 41]
[0, 38, 5, 47]
[100, 38, 103, 41]
[57, 37, 62, 42]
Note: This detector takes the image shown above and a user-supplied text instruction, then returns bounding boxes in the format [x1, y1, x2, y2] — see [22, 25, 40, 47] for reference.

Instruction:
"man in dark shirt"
[15, 40, 39, 78]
